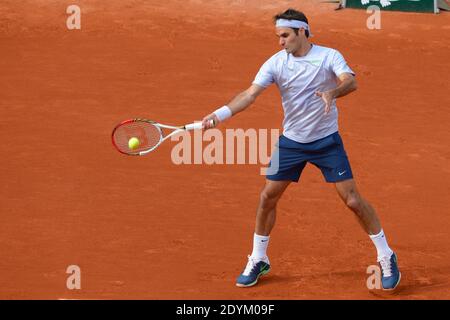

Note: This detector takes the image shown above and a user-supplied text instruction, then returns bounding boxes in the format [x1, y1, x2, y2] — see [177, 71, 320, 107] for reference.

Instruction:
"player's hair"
[273, 8, 310, 38]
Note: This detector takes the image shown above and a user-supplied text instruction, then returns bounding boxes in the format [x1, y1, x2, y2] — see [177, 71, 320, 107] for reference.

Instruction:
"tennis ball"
[128, 137, 140, 150]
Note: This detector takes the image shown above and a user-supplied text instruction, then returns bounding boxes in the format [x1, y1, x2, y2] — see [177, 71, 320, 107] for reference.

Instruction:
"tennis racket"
[111, 118, 214, 156]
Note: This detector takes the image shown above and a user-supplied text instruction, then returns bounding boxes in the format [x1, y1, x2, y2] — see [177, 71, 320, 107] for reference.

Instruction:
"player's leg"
[310, 132, 400, 290]
[308, 132, 387, 245]
[334, 179, 381, 235]
[335, 179, 400, 290]
[251, 179, 291, 267]
[255, 179, 291, 236]
[236, 179, 291, 288]
[236, 135, 304, 287]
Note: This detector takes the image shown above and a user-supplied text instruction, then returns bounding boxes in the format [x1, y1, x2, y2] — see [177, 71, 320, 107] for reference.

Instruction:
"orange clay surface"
[1, 0, 449, 299]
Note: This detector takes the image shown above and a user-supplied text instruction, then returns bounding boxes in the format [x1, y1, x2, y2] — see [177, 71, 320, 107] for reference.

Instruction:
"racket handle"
[185, 122, 203, 130]
[185, 119, 215, 131]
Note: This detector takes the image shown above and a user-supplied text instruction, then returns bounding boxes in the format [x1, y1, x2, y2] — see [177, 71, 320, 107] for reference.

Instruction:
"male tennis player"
[202, 9, 400, 291]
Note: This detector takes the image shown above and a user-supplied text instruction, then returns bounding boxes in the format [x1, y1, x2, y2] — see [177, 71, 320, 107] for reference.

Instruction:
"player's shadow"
[260, 274, 302, 286]
[380, 277, 449, 298]
[369, 266, 450, 299]
[254, 267, 450, 299]
[368, 282, 449, 299]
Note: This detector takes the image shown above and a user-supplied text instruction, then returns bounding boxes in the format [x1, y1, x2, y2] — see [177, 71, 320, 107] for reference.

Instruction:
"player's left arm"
[331, 72, 358, 99]
[315, 72, 357, 114]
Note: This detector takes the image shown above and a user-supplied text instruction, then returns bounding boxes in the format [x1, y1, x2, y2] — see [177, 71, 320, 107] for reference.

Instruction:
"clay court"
[1, 0, 449, 299]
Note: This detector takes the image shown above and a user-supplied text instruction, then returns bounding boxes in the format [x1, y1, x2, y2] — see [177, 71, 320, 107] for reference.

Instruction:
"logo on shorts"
[338, 170, 347, 176]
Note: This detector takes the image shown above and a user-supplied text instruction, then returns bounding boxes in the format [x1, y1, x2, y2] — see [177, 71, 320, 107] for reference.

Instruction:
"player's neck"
[292, 42, 312, 58]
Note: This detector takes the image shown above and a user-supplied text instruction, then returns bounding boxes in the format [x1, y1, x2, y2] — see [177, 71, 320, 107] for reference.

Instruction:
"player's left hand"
[315, 90, 335, 115]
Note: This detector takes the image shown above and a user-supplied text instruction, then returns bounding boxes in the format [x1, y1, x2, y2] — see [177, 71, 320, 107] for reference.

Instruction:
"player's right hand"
[202, 114, 219, 129]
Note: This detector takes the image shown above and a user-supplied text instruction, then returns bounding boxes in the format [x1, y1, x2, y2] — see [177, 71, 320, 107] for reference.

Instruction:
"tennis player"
[202, 9, 400, 291]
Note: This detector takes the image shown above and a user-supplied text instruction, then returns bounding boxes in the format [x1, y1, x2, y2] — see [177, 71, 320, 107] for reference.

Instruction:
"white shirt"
[253, 44, 355, 143]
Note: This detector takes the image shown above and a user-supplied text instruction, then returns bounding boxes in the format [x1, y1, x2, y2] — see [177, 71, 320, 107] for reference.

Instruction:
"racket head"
[111, 119, 163, 155]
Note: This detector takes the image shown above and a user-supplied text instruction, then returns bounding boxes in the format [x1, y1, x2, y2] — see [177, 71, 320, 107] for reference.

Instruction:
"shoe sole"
[236, 268, 270, 288]
[382, 272, 401, 291]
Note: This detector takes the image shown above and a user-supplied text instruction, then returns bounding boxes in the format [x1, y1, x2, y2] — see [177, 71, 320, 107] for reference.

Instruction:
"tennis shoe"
[236, 255, 271, 287]
[379, 252, 401, 291]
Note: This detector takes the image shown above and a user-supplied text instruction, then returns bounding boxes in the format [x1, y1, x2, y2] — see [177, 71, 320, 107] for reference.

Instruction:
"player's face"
[276, 27, 302, 53]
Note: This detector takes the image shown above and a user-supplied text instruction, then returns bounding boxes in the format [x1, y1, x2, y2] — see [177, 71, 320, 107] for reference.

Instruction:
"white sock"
[369, 229, 393, 261]
[250, 233, 270, 261]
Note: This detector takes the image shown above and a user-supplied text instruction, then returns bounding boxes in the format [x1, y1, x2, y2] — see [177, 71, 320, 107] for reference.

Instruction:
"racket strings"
[113, 121, 162, 154]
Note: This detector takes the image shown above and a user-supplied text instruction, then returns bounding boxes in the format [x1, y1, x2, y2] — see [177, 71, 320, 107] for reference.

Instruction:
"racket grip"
[185, 122, 203, 130]
[185, 120, 215, 131]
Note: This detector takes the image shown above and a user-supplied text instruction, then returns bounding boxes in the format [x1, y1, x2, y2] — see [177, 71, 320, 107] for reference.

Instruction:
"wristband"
[213, 105, 232, 122]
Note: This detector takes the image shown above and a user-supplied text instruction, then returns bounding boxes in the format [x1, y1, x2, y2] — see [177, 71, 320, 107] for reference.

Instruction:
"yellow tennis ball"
[128, 137, 140, 150]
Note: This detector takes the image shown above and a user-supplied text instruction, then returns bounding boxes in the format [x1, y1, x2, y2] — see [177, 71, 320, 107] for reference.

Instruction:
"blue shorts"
[266, 132, 353, 183]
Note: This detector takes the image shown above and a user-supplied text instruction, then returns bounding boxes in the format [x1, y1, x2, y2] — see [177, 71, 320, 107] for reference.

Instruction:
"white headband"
[276, 19, 312, 36]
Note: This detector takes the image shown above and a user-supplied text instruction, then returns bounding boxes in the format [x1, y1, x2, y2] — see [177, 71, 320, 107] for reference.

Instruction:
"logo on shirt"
[307, 59, 322, 67]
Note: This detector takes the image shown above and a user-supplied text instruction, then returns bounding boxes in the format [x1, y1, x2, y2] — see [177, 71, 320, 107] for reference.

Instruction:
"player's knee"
[260, 189, 280, 208]
[346, 194, 362, 212]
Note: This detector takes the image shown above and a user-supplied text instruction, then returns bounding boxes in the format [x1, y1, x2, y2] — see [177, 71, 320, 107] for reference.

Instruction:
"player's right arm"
[202, 84, 266, 129]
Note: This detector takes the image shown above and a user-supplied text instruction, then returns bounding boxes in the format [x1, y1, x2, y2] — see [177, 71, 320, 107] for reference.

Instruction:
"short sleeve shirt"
[253, 44, 355, 143]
